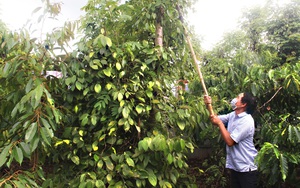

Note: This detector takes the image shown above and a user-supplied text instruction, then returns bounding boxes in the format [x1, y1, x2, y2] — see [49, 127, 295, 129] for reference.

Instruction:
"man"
[204, 92, 258, 188]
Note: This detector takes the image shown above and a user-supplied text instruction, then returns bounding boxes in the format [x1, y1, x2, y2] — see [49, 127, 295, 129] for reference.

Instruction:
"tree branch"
[258, 86, 282, 110]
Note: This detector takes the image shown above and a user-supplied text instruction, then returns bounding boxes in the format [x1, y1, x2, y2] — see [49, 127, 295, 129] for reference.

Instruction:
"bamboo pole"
[176, 5, 214, 116]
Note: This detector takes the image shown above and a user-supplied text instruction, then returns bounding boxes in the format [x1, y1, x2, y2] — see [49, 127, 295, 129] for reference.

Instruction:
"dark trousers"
[230, 169, 258, 188]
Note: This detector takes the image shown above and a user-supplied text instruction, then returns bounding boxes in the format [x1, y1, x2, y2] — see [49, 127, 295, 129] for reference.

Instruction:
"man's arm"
[210, 115, 235, 147]
[204, 95, 235, 146]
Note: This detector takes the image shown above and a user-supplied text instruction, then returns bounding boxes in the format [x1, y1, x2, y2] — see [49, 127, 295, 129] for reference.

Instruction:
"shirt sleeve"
[218, 114, 230, 124]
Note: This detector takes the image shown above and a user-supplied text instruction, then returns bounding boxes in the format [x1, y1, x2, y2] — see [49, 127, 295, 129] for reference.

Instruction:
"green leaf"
[90, 64, 99, 70]
[34, 84, 44, 108]
[25, 79, 33, 93]
[174, 139, 185, 152]
[40, 127, 51, 146]
[11, 103, 20, 118]
[268, 69, 274, 80]
[167, 153, 173, 164]
[141, 63, 147, 71]
[12, 181, 23, 188]
[80, 173, 86, 182]
[96, 35, 113, 47]
[121, 164, 132, 176]
[79, 182, 86, 188]
[272, 145, 280, 159]
[76, 81, 82, 90]
[293, 127, 300, 142]
[92, 141, 98, 151]
[120, 100, 125, 107]
[251, 83, 257, 96]
[95, 180, 105, 188]
[119, 71, 125, 78]
[103, 157, 114, 171]
[106, 83, 112, 90]
[100, 35, 106, 47]
[94, 84, 101, 93]
[25, 122, 38, 143]
[4, 183, 12, 188]
[106, 174, 112, 182]
[79, 130, 84, 136]
[2, 62, 11, 77]
[103, 68, 112, 77]
[19, 142, 31, 157]
[138, 140, 148, 151]
[40, 118, 54, 136]
[12, 146, 23, 165]
[126, 157, 135, 167]
[135, 105, 143, 114]
[148, 81, 154, 88]
[89, 52, 95, 58]
[279, 154, 288, 181]
[180, 139, 186, 150]
[170, 172, 177, 184]
[148, 170, 157, 186]
[177, 120, 185, 130]
[122, 107, 130, 118]
[54, 140, 64, 147]
[0, 144, 11, 167]
[155, 112, 161, 121]
[118, 92, 123, 101]
[118, 118, 125, 127]
[146, 90, 153, 98]
[91, 115, 97, 125]
[99, 134, 106, 141]
[116, 62, 121, 70]
[30, 135, 40, 152]
[97, 160, 103, 168]
[71, 155, 80, 165]
[136, 179, 142, 188]
[105, 37, 112, 47]
[124, 121, 130, 131]
[65, 77, 72, 85]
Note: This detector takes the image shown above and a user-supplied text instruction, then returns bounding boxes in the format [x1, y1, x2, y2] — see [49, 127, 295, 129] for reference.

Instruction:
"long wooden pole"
[176, 5, 214, 115]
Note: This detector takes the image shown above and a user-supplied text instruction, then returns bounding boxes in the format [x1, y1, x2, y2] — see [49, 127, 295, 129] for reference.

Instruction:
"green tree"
[0, 0, 202, 187]
[195, 0, 300, 187]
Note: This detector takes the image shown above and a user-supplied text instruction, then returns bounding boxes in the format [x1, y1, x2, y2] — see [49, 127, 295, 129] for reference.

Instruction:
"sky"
[0, 0, 289, 50]
[188, 0, 266, 49]
[0, 0, 86, 42]
[0, 0, 85, 29]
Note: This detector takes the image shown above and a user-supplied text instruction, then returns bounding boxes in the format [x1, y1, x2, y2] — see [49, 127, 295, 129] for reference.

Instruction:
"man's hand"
[209, 115, 222, 126]
[203, 95, 212, 104]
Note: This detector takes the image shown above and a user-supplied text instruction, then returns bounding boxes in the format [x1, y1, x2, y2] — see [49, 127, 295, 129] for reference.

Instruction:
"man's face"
[235, 93, 245, 109]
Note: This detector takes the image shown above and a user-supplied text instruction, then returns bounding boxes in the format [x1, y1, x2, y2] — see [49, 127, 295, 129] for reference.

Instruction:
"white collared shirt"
[219, 111, 258, 172]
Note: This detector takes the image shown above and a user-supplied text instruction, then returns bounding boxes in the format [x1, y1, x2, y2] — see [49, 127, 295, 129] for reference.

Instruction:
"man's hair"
[241, 92, 257, 114]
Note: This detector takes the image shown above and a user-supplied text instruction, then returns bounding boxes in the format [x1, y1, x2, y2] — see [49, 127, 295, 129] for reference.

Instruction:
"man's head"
[235, 92, 257, 114]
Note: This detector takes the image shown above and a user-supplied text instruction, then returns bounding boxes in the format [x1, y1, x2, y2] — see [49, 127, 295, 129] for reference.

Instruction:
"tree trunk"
[155, 5, 164, 47]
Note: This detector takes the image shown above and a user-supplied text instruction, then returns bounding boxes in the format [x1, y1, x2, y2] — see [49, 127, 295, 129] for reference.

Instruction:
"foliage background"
[0, 0, 300, 187]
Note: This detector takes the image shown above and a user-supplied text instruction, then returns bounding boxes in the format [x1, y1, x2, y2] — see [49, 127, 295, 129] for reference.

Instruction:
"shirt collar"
[237, 112, 248, 117]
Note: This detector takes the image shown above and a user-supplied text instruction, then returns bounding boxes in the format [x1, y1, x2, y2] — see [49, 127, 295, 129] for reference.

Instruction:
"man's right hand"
[209, 115, 222, 126]
[203, 95, 212, 105]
